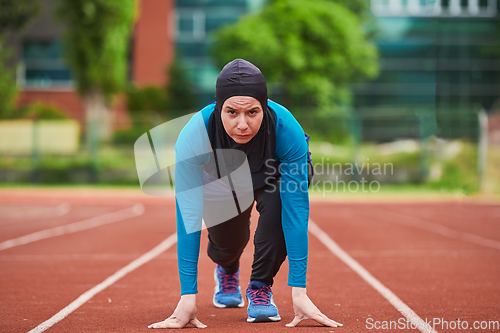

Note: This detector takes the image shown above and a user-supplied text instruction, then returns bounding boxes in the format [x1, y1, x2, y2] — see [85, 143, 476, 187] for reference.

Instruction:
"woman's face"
[221, 96, 264, 144]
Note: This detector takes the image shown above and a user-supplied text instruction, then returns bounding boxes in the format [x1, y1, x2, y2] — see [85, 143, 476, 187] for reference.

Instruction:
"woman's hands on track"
[285, 287, 343, 328]
[148, 294, 206, 329]
[148, 288, 342, 329]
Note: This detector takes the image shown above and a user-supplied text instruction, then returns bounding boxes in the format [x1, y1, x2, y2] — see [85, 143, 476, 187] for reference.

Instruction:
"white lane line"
[346, 249, 485, 258]
[373, 208, 500, 251]
[27, 233, 177, 333]
[0, 253, 176, 261]
[308, 220, 438, 333]
[0, 202, 71, 223]
[0, 204, 144, 251]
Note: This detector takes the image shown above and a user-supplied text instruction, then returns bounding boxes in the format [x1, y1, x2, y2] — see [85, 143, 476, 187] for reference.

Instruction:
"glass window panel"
[205, 16, 238, 32]
[22, 40, 72, 87]
[23, 40, 62, 60]
[178, 16, 194, 33]
[206, 0, 246, 6]
[26, 69, 72, 81]
[177, 10, 205, 41]
[176, 0, 205, 6]
[176, 42, 207, 57]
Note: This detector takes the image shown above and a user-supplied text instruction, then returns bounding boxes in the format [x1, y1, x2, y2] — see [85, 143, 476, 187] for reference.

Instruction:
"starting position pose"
[149, 59, 342, 329]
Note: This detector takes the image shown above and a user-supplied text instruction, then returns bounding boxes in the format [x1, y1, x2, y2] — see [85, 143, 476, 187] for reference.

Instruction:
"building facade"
[357, 0, 500, 140]
[174, 0, 266, 105]
[4, 0, 498, 141]
[5, 0, 175, 125]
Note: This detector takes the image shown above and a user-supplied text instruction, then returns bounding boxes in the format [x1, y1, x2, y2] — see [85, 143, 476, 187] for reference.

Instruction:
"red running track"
[0, 189, 499, 332]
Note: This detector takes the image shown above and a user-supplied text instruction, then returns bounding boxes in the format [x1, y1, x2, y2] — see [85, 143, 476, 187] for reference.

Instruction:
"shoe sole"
[245, 295, 281, 322]
[213, 268, 244, 308]
[247, 314, 281, 323]
[213, 296, 245, 308]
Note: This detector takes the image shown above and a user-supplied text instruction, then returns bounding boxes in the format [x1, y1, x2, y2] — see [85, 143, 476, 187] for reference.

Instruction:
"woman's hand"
[148, 294, 207, 329]
[285, 287, 343, 328]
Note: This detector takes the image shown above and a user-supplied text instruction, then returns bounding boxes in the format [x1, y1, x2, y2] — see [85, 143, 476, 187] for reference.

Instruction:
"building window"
[20, 40, 72, 88]
[176, 9, 206, 42]
[371, 0, 497, 17]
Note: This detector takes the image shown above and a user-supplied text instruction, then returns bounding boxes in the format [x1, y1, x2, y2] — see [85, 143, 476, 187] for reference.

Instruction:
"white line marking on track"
[0, 202, 71, 223]
[0, 203, 144, 251]
[0, 253, 177, 261]
[308, 219, 438, 333]
[26, 233, 177, 333]
[373, 208, 500, 251]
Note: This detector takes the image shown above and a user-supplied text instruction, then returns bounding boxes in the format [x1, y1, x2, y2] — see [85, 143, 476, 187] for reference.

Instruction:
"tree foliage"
[211, 0, 379, 110]
[0, 0, 41, 34]
[0, 41, 18, 119]
[0, 0, 40, 119]
[55, 0, 135, 98]
[126, 85, 167, 125]
[126, 58, 197, 125]
[165, 58, 197, 117]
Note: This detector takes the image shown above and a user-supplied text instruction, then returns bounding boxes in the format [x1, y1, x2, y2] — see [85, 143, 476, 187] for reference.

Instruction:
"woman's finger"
[315, 313, 342, 327]
[285, 315, 303, 327]
[189, 318, 207, 328]
[319, 312, 343, 326]
[148, 321, 166, 329]
[148, 318, 182, 329]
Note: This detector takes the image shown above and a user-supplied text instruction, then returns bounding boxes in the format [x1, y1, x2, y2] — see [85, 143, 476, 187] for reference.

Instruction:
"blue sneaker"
[213, 265, 244, 308]
[245, 281, 281, 322]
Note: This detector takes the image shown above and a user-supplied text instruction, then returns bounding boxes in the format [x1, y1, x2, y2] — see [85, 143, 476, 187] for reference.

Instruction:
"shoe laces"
[219, 270, 239, 293]
[247, 285, 272, 305]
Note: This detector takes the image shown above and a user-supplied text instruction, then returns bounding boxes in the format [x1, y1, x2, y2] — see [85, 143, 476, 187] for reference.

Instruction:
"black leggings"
[205, 176, 286, 286]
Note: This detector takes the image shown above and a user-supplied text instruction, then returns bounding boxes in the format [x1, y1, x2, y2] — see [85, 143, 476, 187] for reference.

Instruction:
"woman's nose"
[237, 117, 249, 130]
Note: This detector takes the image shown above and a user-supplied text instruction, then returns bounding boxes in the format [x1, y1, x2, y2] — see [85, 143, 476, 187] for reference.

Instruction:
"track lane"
[0, 204, 144, 251]
[310, 202, 500, 332]
[1, 191, 499, 332]
[27, 234, 177, 333]
[0, 201, 136, 243]
[52, 206, 424, 332]
[0, 196, 176, 332]
[380, 203, 500, 241]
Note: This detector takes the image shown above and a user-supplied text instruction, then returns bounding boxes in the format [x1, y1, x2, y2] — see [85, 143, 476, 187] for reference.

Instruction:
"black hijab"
[208, 59, 276, 190]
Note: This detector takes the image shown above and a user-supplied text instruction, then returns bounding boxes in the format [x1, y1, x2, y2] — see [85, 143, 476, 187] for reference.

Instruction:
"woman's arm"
[148, 112, 210, 329]
[271, 101, 342, 328]
[272, 101, 310, 288]
[174, 111, 211, 295]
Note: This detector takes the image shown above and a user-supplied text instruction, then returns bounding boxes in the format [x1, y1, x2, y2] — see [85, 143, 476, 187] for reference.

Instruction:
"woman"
[149, 59, 342, 329]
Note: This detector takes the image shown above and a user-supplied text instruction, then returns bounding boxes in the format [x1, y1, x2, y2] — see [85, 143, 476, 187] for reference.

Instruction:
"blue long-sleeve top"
[175, 100, 309, 295]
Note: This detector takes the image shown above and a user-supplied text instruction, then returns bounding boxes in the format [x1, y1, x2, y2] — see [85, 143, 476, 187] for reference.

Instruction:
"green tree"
[126, 85, 168, 126]
[117, 58, 197, 144]
[0, 0, 41, 119]
[56, 0, 135, 142]
[211, 0, 378, 111]
[0, 43, 18, 119]
[0, 0, 41, 34]
[165, 58, 197, 117]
